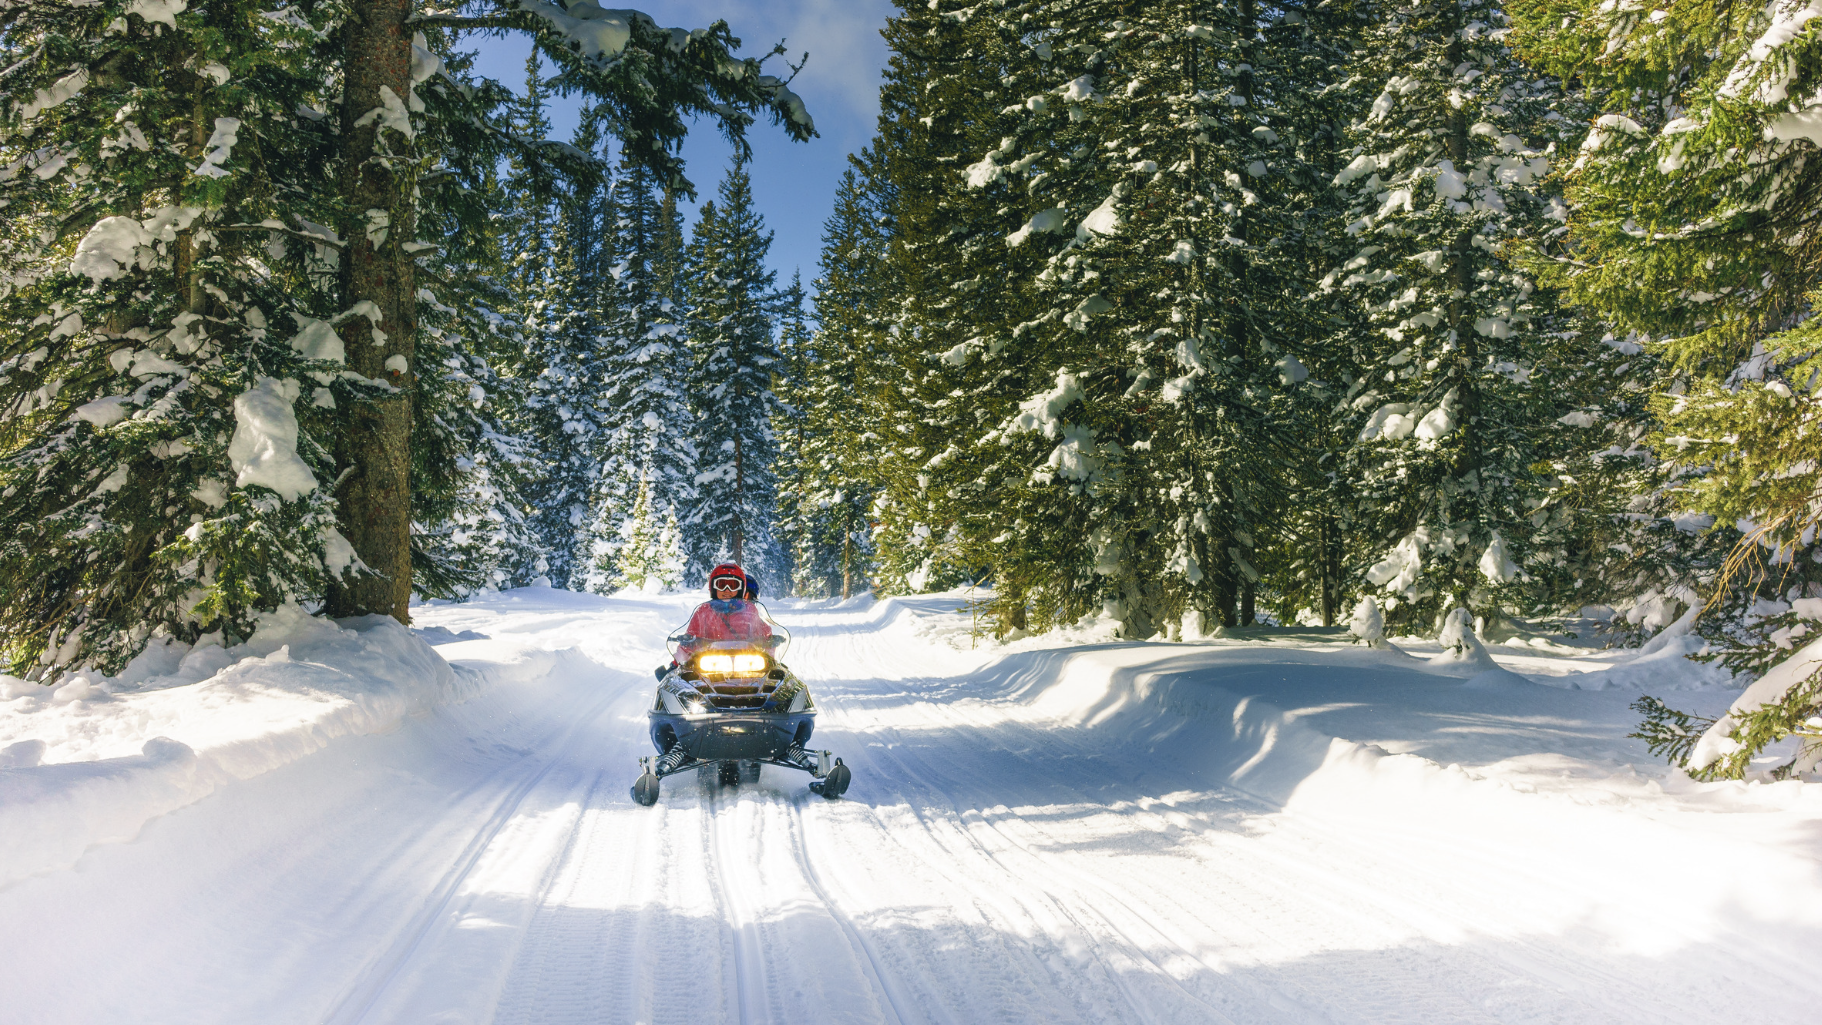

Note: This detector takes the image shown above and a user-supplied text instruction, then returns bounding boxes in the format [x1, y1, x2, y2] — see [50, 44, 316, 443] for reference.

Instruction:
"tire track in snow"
[479, 767, 616, 1025]
[786, 609, 1200, 1025]
[320, 685, 620, 1025]
[775, 793, 918, 1025]
[855, 667, 1623, 1021]
[703, 774, 768, 1025]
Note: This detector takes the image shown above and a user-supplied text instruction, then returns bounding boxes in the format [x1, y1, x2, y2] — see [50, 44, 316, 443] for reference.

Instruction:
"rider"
[674, 563, 773, 664]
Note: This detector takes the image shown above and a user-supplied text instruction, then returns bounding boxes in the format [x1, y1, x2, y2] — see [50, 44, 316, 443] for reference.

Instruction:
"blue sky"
[468, 0, 896, 296]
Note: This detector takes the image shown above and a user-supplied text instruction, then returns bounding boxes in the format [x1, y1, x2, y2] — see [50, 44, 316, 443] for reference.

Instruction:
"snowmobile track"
[319, 687, 619, 1025]
[703, 782, 767, 1025]
[777, 792, 917, 1025]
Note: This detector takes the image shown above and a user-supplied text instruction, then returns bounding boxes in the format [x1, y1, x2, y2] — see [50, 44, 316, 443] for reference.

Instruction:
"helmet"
[743, 573, 761, 600]
[708, 563, 747, 598]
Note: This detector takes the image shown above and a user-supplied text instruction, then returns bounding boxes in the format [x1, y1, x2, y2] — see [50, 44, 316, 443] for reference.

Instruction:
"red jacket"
[679, 600, 772, 657]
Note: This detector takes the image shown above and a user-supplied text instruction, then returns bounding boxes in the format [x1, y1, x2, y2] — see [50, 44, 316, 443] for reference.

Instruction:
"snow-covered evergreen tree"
[1510, 0, 1822, 777]
[786, 169, 888, 599]
[613, 476, 687, 592]
[508, 70, 615, 589]
[680, 160, 786, 583]
[406, 40, 549, 597]
[857, 1, 1033, 605]
[0, 0, 359, 675]
[771, 272, 814, 595]
[866, 0, 1343, 636]
[1320, 0, 1591, 630]
[584, 155, 697, 592]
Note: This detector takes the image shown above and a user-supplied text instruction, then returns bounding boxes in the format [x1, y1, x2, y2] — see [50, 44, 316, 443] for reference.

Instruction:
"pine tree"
[786, 168, 887, 599]
[323, 1, 821, 619]
[1320, 0, 1591, 631]
[614, 476, 687, 592]
[772, 272, 815, 595]
[680, 160, 787, 583]
[861, 0, 1034, 606]
[0, 0, 353, 675]
[584, 155, 698, 592]
[510, 73, 616, 590]
[1509, 0, 1822, 777]
[865, 0, 1341, 637]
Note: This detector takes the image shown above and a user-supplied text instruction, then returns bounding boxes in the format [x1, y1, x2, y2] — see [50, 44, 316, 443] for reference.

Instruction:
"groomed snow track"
[3, 591, 1820, 1024]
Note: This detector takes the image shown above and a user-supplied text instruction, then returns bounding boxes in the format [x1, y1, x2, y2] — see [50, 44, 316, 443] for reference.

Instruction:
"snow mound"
[0, 605, 472, 887]
[1554, 642, 1732, 691]
[1430, 606, 1501, 672]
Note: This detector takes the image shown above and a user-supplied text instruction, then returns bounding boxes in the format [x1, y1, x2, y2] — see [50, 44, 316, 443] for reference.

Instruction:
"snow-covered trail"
[4, 591, 1821, 1024]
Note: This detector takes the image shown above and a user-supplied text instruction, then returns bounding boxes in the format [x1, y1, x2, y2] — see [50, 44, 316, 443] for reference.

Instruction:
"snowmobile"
[630, 603, 852, 806]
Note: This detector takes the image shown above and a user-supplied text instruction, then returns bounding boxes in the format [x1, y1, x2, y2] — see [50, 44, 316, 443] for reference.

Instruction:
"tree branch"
[405, 13, 523, 30]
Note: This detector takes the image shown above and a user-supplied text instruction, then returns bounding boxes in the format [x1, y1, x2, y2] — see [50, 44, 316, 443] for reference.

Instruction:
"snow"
[18, 70, 88, 123]
[0, 604, 464, 888]
[353, 85, 414, 140]
[69, 216, 151, 283]
[1720, 0, 1822, 101]
[1349, 595, 1387, 645]
[322, 527, 362, 579]
[1061, 73, 1095, 102]
[3, 590, 1820, 1023]
[1477, 531, 1520, 583]
[1006, 206, 1068, 247]
[410, 32, 442, 85]
[288, 315, 345, 363]
[74, 395, 133, 427]
[1044, 423, 1104, 481]
[1357, 401, 1414, 441]
[1076, 192, 1121, 239]
[1274, 353, 1307, 384]
[1413, 403, 1455, 439]
[1433, 606, 1503, 670]
[124, 0, 186, 29]
[1365, 532, 1422, 595]
[227, 377, 317, 500]
[1765, 105, 1822, 148]
[191, 117, 240, 179]
[521, 1, 628, 55]
[1007, 368, 1084, 438]
[1433, 159, 1467, 199]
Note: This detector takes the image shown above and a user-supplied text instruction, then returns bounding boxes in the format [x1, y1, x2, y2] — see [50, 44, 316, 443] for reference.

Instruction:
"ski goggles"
[711, 576, 744, 593]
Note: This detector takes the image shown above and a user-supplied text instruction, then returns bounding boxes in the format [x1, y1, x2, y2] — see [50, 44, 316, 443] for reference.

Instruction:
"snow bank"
[0, 606, 475, 887]
[1552, 635, 1732, 691]
[976, 642, 1793, 818]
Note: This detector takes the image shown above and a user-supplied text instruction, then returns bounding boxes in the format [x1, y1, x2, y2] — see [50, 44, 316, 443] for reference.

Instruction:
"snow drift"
[0, 606, 484, 887]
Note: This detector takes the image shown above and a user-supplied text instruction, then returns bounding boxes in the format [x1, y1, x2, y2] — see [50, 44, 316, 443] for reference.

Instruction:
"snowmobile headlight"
[698, 654, 735, 674]
[732, 654, 767, 673]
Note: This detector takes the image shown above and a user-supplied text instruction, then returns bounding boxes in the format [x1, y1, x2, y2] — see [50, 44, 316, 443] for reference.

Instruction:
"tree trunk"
[1320, 511, 1339, 627]
[730, 430, 745, 564]
[326, 0, 416, 622]
[1241, 580, 1256, 627]
[841, 519, 852, 600]
[1214, 537, 1237, 628]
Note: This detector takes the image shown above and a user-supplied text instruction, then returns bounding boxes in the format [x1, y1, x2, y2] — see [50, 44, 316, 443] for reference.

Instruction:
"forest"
[1, 0, 1819, 780]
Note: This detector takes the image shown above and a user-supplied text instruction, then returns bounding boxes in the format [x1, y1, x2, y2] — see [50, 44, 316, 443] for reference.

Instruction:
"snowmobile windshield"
[666, 600, 790, 663]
